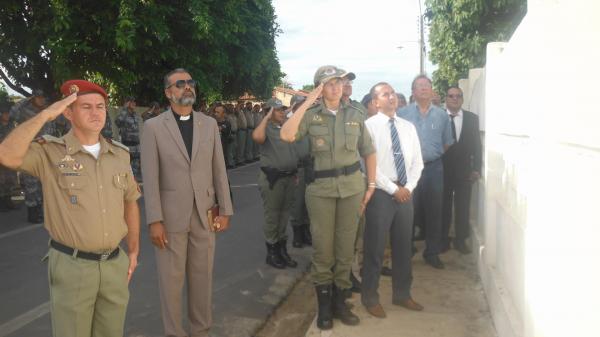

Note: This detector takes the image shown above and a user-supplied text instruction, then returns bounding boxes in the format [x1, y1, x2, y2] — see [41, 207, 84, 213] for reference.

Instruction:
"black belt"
[50, 240, 119, 261]
[424, 158, 441, 166]
[314, 161, 361, 179]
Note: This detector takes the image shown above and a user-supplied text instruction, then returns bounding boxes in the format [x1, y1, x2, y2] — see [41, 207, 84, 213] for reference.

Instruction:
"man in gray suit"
[141, 68, 234, 337]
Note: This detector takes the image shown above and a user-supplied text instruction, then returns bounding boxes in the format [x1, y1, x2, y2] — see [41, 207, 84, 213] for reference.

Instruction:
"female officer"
[280, 65, 376, 330]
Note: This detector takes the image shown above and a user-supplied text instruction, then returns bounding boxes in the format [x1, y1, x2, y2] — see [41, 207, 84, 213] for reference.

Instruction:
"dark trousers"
[413, 159, 444, 257]
[442, 177, 472, 244]
[361, 189, 414, 307]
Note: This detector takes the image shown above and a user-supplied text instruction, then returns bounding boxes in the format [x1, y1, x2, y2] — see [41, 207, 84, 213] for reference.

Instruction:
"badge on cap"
[69, 84, 79, 94]
[323, 68, 336, 76]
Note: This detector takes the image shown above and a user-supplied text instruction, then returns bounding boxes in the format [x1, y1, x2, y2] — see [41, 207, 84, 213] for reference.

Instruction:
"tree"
[301, 84, 315, 91]
[0, 0, 282, 103]
[425, 0, 526, 95]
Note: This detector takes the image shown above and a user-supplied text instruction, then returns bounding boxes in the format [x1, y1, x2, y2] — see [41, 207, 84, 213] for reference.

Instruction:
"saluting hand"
[149, 221, 168, 249]
[42, 93, 77, 121]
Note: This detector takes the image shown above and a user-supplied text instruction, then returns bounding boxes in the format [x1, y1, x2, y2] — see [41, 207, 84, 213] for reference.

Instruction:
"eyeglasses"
[447, 94, 463, 99]
[166, 79, 196, 89]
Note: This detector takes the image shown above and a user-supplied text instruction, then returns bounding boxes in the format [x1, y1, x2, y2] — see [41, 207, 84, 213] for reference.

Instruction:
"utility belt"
[306, 161, 361, 184]
[260, 167, 297, 189]
[50, 240, 119, 261]
[121, 140, 139, 147]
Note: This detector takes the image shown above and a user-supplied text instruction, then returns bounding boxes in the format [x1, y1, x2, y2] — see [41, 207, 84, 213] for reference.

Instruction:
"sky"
[272, 0, 435, 100]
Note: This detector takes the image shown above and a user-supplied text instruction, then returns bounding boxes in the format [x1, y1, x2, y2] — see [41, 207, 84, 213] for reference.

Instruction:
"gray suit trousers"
[361, 189, 414, 307]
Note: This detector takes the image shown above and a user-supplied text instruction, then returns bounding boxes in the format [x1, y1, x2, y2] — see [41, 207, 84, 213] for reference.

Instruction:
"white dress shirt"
[447, 109, 463, 142]
[365, 112, 424, 194]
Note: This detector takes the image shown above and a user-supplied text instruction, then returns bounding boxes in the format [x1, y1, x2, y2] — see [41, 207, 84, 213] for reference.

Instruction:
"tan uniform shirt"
[19, 130, 141, 252]
[295, 101, 375, 198]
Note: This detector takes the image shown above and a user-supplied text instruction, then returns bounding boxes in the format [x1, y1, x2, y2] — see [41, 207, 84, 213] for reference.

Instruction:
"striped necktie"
[389, 118, 407, 186]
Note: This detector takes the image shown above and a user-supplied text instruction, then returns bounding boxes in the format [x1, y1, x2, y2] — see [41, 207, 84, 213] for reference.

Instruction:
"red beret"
[60, 80, 108, 100]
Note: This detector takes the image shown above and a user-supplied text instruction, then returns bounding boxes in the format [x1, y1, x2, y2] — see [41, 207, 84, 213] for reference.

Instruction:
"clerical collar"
[172, 109, 192, 122]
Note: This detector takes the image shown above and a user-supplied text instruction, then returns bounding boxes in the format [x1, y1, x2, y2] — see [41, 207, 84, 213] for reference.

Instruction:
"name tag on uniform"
[70, 195, 77, 204]
[345, 121, 359, 127]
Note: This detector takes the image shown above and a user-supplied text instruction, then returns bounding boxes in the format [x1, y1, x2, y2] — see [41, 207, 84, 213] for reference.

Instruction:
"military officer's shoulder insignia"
[35, 135, 64, 145]
[105, 138, 130, 153]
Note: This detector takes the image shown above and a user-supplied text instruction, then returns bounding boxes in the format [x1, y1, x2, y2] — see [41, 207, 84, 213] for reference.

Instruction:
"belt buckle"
[99, 251, 111, 261]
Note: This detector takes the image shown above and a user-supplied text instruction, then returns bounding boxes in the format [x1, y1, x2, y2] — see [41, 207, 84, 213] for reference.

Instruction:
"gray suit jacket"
[141, 109, 233, 231]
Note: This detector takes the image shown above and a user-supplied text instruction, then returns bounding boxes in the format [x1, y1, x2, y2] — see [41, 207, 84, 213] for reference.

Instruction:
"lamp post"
[418, 0, 425, 75]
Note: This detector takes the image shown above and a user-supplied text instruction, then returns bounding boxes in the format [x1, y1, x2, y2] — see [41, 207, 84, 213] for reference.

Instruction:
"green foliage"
[301, 84, 315, 91]
[0, 83, 9, 106]
[425, 0, 526, 95]
[0, 0, 282, 103]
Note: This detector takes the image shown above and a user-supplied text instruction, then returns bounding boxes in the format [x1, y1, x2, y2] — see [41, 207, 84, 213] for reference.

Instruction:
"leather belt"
[314, 161, 361, 179]
[50, 240, 119, 261]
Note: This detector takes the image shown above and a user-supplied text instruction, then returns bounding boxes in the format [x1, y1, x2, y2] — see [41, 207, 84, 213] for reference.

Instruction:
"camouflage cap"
[313, 65, 352, 86]
[266, 97, 286, 109]
[290, 94, 306, 107]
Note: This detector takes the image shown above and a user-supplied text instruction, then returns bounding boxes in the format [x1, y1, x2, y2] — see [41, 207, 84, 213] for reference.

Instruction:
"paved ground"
[303, 241, 497, 337]
[0, 162, 312, 337]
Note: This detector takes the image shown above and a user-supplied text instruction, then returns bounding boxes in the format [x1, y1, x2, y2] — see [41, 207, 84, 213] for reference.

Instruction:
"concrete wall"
[462, 1, 600, 337]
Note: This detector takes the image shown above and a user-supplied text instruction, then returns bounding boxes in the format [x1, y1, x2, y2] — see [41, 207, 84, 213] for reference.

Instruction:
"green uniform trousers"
[306, 192, 362, 289]
[236, 130, 247, 164]
[226, 134, 237, 167]
[289, 168, 309, 228]
[258, 172, 296, 244]
[48, 247, 129, 337]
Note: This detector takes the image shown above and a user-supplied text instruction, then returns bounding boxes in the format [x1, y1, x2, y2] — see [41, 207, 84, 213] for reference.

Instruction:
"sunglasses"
[447, 94, 463, 99]
[167, 79, 196, 89]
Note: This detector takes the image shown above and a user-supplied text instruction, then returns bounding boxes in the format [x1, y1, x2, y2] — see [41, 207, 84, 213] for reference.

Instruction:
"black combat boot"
[278, 239, 298, 268]
[315, 284, 333, 330]
[265, 242, 285, 269]
[302, 223, 312, 246]
[332, 285, 360, 326]
[292, 226, 304, 248]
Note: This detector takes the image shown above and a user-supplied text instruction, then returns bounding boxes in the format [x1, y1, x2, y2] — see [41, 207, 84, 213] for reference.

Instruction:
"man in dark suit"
[442, 86, 482, 254]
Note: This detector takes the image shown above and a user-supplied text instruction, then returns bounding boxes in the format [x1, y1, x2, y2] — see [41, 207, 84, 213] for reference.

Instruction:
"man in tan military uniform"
[0, 80, 141, 337]
[281, 65, 377, 330]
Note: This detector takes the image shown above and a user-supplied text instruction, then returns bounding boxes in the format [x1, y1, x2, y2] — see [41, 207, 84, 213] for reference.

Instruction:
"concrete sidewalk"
[304, 242, 497, 337]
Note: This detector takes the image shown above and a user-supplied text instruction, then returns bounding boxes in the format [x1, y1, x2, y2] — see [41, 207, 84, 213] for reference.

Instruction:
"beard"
[172, 92, 196, 106]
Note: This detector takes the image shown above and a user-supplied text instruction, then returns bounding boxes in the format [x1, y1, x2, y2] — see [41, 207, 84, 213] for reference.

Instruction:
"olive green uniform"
[18, 131, 140, 337]
[259, 122, 298, 244]
[295, 101, 375, 289]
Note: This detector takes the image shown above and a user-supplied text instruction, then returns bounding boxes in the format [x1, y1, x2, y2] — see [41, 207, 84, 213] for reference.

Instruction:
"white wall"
[463, 1, 600, 337]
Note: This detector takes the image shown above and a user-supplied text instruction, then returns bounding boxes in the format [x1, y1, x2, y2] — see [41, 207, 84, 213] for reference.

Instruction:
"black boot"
[278, 239, 298, 268]
[302, 223, 312, 246]
[315, 284, 333, 330]
[265, 242, 285, 269]
[292, 226, 304, 248]
[332, 285, 360, 326]
[349, 271, 361, 293]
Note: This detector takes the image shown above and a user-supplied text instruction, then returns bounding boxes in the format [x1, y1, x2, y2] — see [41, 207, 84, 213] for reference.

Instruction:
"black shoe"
[381, 266, 392, 277]
[424, 255, 445, 269]
[315, 285, 333, 330]
[292, 226, 304, 248]
[332, 286, 360, 326]
[278, 239, 297, 268]
[265, 242, 285, 269]
[302, 223, 312, 246]
[349, 272, 361, 293]
[454, 240, 472, 254]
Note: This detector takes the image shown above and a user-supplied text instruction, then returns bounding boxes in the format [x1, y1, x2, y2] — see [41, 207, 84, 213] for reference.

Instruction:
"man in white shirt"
[362, 82, 425, 318]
